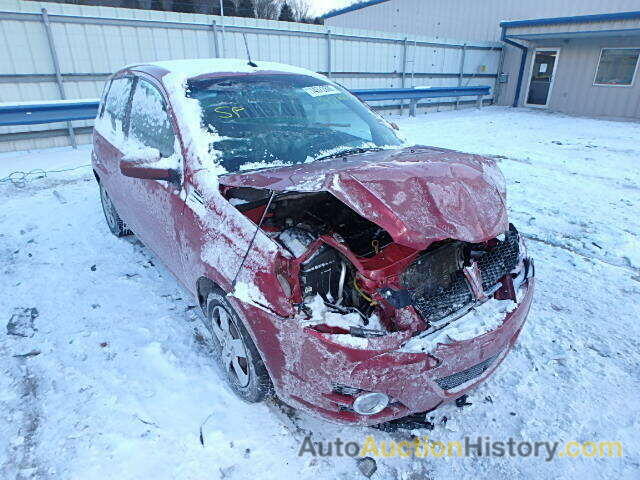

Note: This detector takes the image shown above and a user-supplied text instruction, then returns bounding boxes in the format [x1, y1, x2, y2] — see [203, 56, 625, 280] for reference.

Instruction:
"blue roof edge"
[500, 10, 640, 28]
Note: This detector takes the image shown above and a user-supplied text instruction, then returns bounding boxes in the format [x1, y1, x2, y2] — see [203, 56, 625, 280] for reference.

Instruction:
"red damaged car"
[92, 59, 534, 425]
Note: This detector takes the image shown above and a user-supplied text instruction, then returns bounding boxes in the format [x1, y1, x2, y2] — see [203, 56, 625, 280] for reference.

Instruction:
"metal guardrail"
[0, 100, 99, 126]
[0, 86, 491, 128]
[352, 86, 491, 116]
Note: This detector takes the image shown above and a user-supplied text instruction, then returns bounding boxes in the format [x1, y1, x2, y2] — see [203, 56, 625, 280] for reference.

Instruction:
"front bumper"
[232, 277, 534, 425]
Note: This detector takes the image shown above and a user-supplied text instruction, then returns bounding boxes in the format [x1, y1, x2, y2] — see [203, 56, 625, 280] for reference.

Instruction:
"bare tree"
[254, 0, 279, 19]
[288, 0, 310, 21]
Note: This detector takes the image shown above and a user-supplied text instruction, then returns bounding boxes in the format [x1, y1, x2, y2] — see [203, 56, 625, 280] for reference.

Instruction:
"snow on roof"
[146, 58, 328, 81]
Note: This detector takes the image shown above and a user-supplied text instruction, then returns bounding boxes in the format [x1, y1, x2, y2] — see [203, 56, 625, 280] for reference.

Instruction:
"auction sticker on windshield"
[302, 85, 340, 97]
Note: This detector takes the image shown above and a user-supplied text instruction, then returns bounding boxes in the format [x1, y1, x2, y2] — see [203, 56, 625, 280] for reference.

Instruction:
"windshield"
[186, 74, 402, 172]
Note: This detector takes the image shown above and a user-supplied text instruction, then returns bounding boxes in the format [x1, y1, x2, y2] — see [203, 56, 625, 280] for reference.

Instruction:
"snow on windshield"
[184, 73, 402, 173]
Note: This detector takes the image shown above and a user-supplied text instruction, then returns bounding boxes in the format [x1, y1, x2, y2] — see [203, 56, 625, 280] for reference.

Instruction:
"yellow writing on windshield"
[214, 106, 246, 119]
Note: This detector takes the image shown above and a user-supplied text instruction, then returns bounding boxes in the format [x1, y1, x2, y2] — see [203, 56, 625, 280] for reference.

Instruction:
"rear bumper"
[234, 278, 534, 425]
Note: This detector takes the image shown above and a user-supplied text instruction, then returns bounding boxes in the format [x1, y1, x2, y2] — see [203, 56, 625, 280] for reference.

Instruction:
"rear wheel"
[204, 290, 271, 403]
[99, 184, 130, 237]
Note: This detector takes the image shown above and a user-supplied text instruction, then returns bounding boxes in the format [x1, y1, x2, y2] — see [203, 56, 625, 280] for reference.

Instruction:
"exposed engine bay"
[222, 185, 534, 340]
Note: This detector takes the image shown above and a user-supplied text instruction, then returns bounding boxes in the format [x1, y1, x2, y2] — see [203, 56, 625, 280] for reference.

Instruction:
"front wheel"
[204, 291, 271, 403]
[99, 184, 130, 237]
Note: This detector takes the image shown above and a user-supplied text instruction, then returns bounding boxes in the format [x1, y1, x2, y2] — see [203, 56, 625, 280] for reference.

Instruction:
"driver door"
[123, 75, 185, 280]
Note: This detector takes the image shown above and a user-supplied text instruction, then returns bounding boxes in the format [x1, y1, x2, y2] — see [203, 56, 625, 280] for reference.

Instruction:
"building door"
[525, 49, 560, 107]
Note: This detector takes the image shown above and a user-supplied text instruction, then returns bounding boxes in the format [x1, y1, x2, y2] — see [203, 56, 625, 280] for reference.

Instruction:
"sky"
[308, 0, 356, 16]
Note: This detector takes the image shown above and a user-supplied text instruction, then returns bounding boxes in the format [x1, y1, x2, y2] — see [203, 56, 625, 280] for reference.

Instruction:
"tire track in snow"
[523, 233, 640, 275]
[496, 155, 640, 193]
[0, 358, 48, 480]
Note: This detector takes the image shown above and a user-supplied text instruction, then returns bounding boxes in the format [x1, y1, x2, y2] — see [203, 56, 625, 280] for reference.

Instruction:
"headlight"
[352, 392, 389, 415]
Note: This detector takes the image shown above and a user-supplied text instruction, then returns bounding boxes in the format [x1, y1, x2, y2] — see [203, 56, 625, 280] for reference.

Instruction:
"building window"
[594, 48, 640, 86]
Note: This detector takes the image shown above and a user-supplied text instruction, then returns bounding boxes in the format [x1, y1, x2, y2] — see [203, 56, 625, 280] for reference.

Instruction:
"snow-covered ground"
[1, 107, 639, 479]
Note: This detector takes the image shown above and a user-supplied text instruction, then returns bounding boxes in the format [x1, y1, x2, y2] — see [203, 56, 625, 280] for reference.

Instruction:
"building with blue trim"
[325, 0, 640, 119]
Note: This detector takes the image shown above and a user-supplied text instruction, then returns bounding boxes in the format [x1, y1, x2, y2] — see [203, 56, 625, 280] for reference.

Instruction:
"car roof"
[125, 58, 327, 83]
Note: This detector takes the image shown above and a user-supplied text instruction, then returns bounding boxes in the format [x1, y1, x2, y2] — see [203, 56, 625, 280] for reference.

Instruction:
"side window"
[101, 77, 133, 137]
[128, 79, 176, 158]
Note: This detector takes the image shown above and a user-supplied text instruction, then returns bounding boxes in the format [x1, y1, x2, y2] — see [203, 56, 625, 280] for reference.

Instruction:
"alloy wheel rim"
[209, 305, 250, 388]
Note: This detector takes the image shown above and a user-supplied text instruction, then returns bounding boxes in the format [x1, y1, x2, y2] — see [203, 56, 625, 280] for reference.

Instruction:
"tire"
[203, 290, 271, 403]
[99, 183, 131, 237]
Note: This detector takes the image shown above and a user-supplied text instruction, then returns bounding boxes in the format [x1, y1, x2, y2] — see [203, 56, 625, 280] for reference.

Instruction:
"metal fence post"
[410, 39, 417, 85]
[409, 99, 418, 117]
[326, 29, 332, 78]
[211, 20, 220, 58]
[400, 37, 408, 115]
[219, 12, 226, 57]
[455, 44, 466, 110]
[41, 8, 76, 148]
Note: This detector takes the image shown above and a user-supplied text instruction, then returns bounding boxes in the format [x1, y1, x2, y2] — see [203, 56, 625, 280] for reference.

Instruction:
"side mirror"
[120, 151, 180, 183]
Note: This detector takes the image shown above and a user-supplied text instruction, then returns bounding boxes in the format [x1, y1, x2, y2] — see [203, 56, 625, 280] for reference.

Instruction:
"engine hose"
[353, 278, 377, 306]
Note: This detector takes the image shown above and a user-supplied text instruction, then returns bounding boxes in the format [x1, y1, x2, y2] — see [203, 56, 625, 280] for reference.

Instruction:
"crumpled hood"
[219, 146, 508, 250]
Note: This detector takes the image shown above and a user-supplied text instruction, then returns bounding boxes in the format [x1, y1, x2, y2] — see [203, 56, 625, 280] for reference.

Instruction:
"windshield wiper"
[315, 146, 383, 161]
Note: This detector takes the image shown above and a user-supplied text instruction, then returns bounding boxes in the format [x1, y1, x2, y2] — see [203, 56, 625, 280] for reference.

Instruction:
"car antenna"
[242, 33, 258, 67]
[231, 190, 276, 290]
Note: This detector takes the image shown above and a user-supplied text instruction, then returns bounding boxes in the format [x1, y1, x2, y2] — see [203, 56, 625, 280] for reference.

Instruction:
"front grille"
[411, 271, 473, 323]
[475, 228, 520, 290]
[404, 227, 520, 323]
[435, 352, 501, 391]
